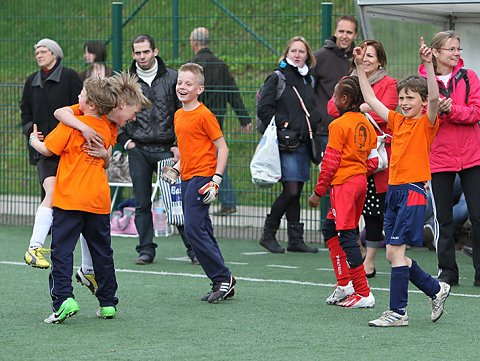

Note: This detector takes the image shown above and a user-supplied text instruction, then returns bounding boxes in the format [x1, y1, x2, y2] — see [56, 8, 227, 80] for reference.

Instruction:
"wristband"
[124, 139, 133, 150]
[29, 136, 38, 145]
[212, 173, 223, 185]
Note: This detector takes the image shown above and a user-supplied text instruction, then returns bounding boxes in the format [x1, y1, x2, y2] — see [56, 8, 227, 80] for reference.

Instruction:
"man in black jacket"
[118, 34, 196, 265]
[21, 38, 82, 268]
[312, 15, 357, 154]
[188, 27, 251, 216]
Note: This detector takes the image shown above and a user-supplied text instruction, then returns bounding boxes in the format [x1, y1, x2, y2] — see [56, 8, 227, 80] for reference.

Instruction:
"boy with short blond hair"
[162, 62, 236, 303]
[29, 75, 146, 323]
[355, 38, 450, 327]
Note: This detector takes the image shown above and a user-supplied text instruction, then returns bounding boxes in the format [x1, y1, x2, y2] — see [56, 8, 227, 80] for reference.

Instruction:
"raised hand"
[419, 37, 432, 63]
[353, 43, 367, 66]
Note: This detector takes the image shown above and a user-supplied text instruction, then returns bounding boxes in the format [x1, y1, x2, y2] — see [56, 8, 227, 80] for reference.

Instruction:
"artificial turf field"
[1, 224, 479, 361]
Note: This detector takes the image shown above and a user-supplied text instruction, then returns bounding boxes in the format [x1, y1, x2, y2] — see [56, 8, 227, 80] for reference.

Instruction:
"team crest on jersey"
[354, 121, 372, 149]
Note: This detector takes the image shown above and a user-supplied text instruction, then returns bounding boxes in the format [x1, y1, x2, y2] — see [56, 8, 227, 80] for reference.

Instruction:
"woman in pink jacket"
[418, 30, 480, 287]
[327, 40, 398, 281]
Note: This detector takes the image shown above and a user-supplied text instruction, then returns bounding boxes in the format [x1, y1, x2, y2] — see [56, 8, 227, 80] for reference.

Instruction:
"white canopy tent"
[355, 0, 480, 74]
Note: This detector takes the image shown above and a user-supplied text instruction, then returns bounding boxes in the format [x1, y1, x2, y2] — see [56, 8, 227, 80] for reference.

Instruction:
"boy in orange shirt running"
[356, 38, 450, 327]
[29, 76, 147, 323]
[162, 63, 235, 303]
[309, 76, 377, 309]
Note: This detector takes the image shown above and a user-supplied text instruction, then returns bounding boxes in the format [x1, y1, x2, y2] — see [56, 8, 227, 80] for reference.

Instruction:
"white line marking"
[2, 261, 478, 298]
[227, 262, 249, 265]
[241, 252, 269, 255]
[167, 257, 191, 262]
[267, 264, 299, 269]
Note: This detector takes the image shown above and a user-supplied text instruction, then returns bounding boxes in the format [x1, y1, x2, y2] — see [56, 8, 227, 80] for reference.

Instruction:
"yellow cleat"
[75, 268, 98, 295]
[24, 247, 51, 269]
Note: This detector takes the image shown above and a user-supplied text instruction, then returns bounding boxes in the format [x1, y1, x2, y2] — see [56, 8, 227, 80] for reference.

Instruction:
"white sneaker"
[337, 292, 375, 308]
[369, 310, 408, 327]
[431, 281, 450, 322]
[326, 281, 354, 305]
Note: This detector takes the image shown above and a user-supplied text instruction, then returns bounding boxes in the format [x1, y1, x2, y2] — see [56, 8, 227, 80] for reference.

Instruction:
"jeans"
[127, 146, 172, 258]
[217, 166, 237, 209]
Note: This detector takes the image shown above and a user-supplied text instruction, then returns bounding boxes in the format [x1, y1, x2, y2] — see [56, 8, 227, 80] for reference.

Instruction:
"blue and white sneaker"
[369, 310, 408, 327]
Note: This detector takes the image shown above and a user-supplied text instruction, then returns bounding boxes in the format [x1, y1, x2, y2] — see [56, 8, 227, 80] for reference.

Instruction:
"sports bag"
[110, 207, 138, 237]
[364, 113, 390, 173]
[250, 116, 282, 187]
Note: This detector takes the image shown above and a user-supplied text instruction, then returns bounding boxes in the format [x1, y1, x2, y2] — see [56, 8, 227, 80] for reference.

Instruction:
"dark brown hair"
[397, 75, 428, 101]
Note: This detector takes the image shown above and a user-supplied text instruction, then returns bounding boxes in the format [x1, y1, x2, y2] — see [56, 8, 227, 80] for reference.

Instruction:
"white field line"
[2, 260, 479, 298]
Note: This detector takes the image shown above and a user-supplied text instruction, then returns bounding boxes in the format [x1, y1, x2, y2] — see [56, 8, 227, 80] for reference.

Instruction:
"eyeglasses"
[439, 47, 462, 53]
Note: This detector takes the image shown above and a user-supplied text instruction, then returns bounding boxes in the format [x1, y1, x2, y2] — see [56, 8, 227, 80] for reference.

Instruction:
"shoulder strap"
[273, 70, 286, 100]
[364, 113, 392, 139]
[458, 68, 470, 104]
[291, 85, 314, 140]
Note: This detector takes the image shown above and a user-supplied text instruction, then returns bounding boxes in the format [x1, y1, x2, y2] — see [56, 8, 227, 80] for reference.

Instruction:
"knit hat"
[34, 38, 64, 60]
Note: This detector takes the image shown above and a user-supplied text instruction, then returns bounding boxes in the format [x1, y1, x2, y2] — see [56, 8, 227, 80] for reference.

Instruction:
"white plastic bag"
[364, 113, 390, 173]
[250, 117, 282, 187]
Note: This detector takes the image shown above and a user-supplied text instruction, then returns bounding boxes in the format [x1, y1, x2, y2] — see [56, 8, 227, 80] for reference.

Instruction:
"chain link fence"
[1, 0, 358, 243]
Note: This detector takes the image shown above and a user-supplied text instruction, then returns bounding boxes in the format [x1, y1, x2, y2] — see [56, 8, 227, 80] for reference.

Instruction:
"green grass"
[1, 225, 479, 360]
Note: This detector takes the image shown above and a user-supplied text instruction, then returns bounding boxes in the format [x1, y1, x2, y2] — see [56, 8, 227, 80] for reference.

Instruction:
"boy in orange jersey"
[161, 63, 235, 303]
[355, 38, 450, 327]
[29, 76, 148, 323]
[308, 76, 377, 309]
[25, 73, 147, 296]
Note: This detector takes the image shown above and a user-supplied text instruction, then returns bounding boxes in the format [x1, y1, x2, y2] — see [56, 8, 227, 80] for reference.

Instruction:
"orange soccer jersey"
[174, 103, 223, 181]
[69, 103, 118, 145]
[387, 110, 439, 185]
[326, 111, 377, 185]
[44, 115, 113, 214]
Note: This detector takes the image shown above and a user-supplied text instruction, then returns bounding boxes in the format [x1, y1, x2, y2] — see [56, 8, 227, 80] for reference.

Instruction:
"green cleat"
[97, 306, 116, 319]
[44, 298, 79, 324]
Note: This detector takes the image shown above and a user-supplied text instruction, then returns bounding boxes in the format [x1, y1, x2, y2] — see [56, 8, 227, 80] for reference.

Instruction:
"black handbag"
[291, 86, 322, 165]
[277, 127, 300, 152]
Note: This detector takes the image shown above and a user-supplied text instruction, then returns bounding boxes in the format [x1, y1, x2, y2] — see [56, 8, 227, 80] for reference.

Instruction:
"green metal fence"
[1, 0, 358, 243]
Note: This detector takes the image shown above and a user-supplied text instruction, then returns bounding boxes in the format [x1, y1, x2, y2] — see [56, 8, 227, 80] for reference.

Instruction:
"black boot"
[287, 222, 318, 253]
[259, 215, 285, 253]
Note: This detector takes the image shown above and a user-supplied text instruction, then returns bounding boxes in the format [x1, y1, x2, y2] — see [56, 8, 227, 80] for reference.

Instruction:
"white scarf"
[286, 57, 309, 76]
[136, 59, 158, 86]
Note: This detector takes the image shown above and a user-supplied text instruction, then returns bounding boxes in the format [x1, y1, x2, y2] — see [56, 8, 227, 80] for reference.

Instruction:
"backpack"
[255, 70, 286, 133]
[438, 68, 470, 104]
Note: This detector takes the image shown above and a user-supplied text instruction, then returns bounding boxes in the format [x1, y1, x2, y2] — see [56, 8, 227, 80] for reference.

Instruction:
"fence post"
[320, 2, 333, 241]
[112, 1, 123, 72]
[172, 0, 179, 59]
[321, 2, 333, 43]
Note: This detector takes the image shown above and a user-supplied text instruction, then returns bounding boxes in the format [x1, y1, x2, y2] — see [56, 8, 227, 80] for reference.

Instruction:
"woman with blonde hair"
[257, 36, 321, 253]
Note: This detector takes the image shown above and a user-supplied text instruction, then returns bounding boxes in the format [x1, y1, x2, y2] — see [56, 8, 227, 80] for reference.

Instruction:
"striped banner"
[158, 158, 184, 226]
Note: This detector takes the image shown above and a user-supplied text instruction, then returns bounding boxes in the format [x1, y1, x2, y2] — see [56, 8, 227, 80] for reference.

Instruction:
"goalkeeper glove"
[198, 174, 222, 204]
[161, 166, 180, 185]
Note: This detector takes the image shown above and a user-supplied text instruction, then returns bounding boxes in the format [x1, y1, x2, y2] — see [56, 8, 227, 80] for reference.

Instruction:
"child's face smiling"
[176, 71, 203, 106]
[109, 102, 140, 127]
[398, 88, 427, 119]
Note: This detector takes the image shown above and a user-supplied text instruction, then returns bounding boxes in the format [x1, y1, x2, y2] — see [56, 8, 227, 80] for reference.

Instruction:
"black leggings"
[270, 181, 304, 223]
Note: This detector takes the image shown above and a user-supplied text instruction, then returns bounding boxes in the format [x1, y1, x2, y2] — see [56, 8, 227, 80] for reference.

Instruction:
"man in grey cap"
[21, 38, 82, 269]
